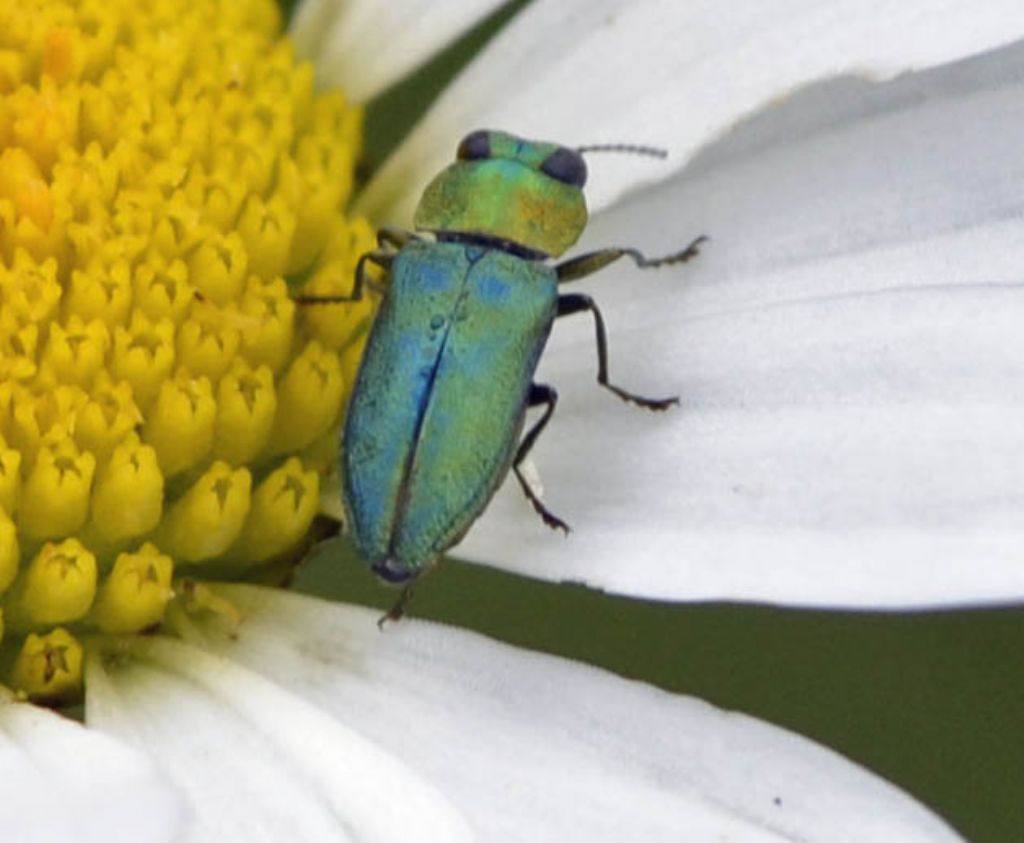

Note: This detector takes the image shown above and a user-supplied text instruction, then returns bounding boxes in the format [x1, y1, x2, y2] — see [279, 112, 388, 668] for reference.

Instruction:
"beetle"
[298, 130, 705, 619]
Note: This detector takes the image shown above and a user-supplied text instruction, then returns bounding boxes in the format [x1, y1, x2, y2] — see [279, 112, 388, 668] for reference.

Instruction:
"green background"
[287, 2, 1023, 839]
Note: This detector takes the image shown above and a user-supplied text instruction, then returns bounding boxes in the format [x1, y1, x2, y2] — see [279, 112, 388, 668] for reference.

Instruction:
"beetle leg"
[555, 235, 706, 283]
[378, 583, 416, 628]
[514, 384, 571, 534]
[293, 250, 393, 305]
[557, 293, 678, 410]
[377, 226, 422, 250]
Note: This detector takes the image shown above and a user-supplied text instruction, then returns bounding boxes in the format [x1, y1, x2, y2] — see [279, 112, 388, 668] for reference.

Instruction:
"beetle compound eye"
[457, 130, 492, 161]
[540, 147, 588, 187]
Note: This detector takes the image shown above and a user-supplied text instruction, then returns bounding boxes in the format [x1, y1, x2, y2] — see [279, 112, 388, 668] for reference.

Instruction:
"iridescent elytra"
[298, 130, 705, 619]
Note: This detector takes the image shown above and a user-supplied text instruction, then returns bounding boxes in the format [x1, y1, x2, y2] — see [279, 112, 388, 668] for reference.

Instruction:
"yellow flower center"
[0, 0, 377, 700]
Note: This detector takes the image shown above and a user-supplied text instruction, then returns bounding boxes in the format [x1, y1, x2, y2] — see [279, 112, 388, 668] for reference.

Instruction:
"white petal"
[358, 0, 1024, 225]
[0, 688, 182, 843]
[84, 636, 472, 842]
[291, 0, 508, 102]
[456, 43, 1024, 606]
[180, 585, 962, 842]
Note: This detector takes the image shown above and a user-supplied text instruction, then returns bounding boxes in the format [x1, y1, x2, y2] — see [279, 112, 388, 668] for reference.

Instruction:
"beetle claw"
[632, 394, 680, 412]
[547, 516, 571, 535]
[534, 503, 571, 535]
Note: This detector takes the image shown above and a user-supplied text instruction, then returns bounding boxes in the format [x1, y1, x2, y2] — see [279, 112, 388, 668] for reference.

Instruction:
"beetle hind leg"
[514, 384, 571, 534]
[378, 583, 416, 628]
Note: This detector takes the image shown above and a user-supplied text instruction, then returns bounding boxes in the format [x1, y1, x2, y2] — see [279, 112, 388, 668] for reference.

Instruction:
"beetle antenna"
[576, 143, 667, 159]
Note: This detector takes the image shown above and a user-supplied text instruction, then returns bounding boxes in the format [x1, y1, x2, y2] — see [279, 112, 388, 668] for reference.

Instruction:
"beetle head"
[414, 130, 590, 258]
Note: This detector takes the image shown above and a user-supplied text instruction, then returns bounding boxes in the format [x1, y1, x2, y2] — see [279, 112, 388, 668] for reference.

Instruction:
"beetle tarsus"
[517, 472, 571, 534]
[515, 471, 571, 534]
[554, 234, 706, 283]
[636, 234, 707, 268]
[536, 500, 571, 534]
[608, 385, 680, 411]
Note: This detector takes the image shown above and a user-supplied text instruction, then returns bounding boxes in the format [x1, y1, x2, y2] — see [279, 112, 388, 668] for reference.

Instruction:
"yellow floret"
[9, 76, 80, 174]
[213, 360, 277, 465]
[65, 259, 134, 325]
[232, 457, 320, 564]
[143, 373, 217, 477]
[38, 315, 110, 388]
[89, 434, 164, 543]
[158, 462, 252, 562]
[237, 277, 296, 372]
[269, 340, 345, 454]
[111, 312, 176, 409]
[2, 249, 61, 323]
[8, 539, 97, 627]
[90, 543, 174, 634]
[0, 312, 40, 382]
[189, 231, 249, 306]
[133, 254, 194, 325]
[10, 628, 83, 701]
[237, 194, 297, 281]
[176, 304, 242, 382]
[0, 509, 20, 594]
[19, 440, 96, 540]
[0, 147, 53, 232]
[72, 376, 142, 464]
[0, 444, 23, 515]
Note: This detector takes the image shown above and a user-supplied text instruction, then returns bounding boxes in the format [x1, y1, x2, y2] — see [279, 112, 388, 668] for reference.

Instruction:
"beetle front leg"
[293, 250, 394, 305]
[557, 293, 678, 410]
[514, 384, 570, 534]
[376, 226, 421, 251]
[555, 235, 706, 283]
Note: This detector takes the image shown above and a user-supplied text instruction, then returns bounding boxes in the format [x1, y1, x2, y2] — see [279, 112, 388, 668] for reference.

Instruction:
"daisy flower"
[0, 0, 1020, 840]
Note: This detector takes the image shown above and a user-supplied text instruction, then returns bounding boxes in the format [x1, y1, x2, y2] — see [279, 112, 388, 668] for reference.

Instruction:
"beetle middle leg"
[514, 384, 570, 534]
[557, 293, 677, 410]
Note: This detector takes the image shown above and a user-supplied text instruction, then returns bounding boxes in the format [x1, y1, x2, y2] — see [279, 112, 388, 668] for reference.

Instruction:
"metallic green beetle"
[300, 130, 704, 616]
